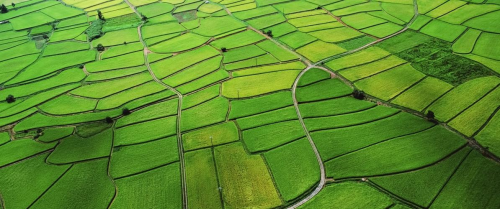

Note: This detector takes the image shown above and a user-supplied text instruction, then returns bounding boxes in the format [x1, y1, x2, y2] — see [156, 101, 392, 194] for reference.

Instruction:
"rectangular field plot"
[448, 87, 500, 137]
[222, 70, 300, 98]
[47, 130, 112, 164]
[354, 64, 425, 101]
[429, 151, 500, 209]
[338, 55, 407, 81]
[297, 41, 347, 63]
[299, 97, 376, 118]
[243, 120, 305, 152]
[296, 79, 352, 102]
[114, 116, 177, 146]
[110, 136, 178, 178]
[181, 97, 229, 132]
[420, 19, 467, 42]
[324, 126, 466, 179]
[229, 90, 293, 119]
[264, 138, 320, 202]
[182, 122, 239, 151]
[392, 77, 453, 112]
[111, 163, 182, 208]
[185, 149, 223, 209]
[311, 112, 433, 161]
[427, 76, 500, 122]
[214, 142, 282, 208]
[116, 98, 178, 128]
[326, 46, 391, 71]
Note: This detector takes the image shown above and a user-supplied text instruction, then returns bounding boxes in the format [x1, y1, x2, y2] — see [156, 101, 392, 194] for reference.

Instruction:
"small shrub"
[6, 95, 15, 103]
[96, 44, 105, 52]
[105, 117, 113, 124]
[0, 4, 8, 13]
[123, 41, 127, 45]
[352, 90, 365, 100]
[316, 6, 322, 10]
[97, 10, 105, 21]
[221, 47, 227, 52]
[142, 15, 148, 22]
[42, 34, 48, 39]
[266, 30, 273, 37]
[79, 64, 84, 69]
[122, 108, 131, 116]
[426, 110, 435, 119]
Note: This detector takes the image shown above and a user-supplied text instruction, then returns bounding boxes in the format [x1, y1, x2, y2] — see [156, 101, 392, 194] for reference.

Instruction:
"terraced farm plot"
[1, 0, 500, 208]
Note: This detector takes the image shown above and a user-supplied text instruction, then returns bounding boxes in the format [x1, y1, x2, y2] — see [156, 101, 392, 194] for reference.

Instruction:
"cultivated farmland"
[0, 0, 499, 208]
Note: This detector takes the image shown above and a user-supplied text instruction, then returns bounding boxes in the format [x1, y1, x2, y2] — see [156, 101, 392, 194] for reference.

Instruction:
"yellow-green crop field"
[0, 0, 500, 208]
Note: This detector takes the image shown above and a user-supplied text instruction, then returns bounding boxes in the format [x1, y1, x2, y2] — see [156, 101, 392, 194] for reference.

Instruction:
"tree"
[142, 15, 148, 22]
[266, 30, 273, 37]
[105, 116, 113, 124]
[97, 10, 105, 21]
[0, 4, 8, 13]
[123, 41, 127, 45]
[426, 110, 435, 119]
[42, 34, 48, 39]
[96, 43, 105, 52]
[6, 95, 15, 103]
[221, 47, 227, 52]
[352, 90, 365, 100]
[11, 2, 15, 8]
[122, 108, 131, 116]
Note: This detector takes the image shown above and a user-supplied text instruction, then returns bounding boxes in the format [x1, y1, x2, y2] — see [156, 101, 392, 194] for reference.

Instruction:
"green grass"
[233, 6, 277, 20]
[429, 151, 500, 209]
[47, 129, 112, 164]
[176, 70, 229, 94]
[377, 30, 432, 53]
[0, 132, 9, 145]
[354, 63, 425, 101]
[182, 84, 220, 109]
[439, 4, 500, 25]
[237, 106, 297, 130]
[332, 2, 382, 16]
[87, 51, 144, 72]
[297, 79, 352, 102]
[40, 4, 83, 20]
[298, 68, 330, 87]
[392, 76, 453, 112]
[232, 62, 305, 77]
[0, 68, 85, 99]
[310, 27, 364, 43]
[93, 27, 139, 47]
[116, 98, 178, 128]
[304, 105, 400, 132]
[279, 31, 317, 49]
[473, 32, 500, 61]
[428, 76, 500, 122]
[476, 111, 500, 156]
[273, 0, 317, 14]
[243, 120, 304, 152]
[246, 13, 286, 29]
[149, 33, 210, 53]
[264, 138, 320, 202]
[464, 10, 500, 33]
[137, 2, 174, 18]
[256, 40, 298, 61]
[420, 19, 467, 42]
[229, 90, 293, 119]
[312, 112, 433, 160]
[30, 25, 52, 35]
[449, 87, 500, 137]
[297, 41, 347, 63]
[325, 125, 466, 178]
[222, 70, 300, 98]
[288, 14, 336, 28]
[72, 72, 151, 98]
[101, 42, 144, 59]
[9, 12, 54, 30]
[181, 97, 229, 132]
[326, 47, 390, 71]
[265, 22, 297, 37]
[30, 159, 115, 208]
[339, 55, 407, 81]
[224, 53, 279, 70]
[193, 16, 246, 37]
[371, 147, 470, 207]
[6, 51, 96, 85]
[0, 41, 39, 63]
[96, 82, 170, 110]
[426, 0, 467, 18]
[182, 122, 239, 151]
[299, 97, 376, 118]
[50, 25, 88, 42]
[214, 142, 282, 208]
[341, 13, 387, 29]
[223, 45, 266, 63]
[1, 84, 79, 119]
[361, 22, 403, 38]
[299, 182, 394, 209]
[43, 41, 89, 56]
[0, 138, 56, 167]
[57, 15, 88, 28]
[111, 163, 182, 208]
[185, 149, 222, 209]
[150, 45, 220, 79]
[210, 30, 265, 49]
[142, 22, 185, 39]
[417, 0, 447, 14]
[0, 154, 70, 209]
[114, 116, 177, 146]
[452, 29, 481, 54]
[110, 136, 178, 178]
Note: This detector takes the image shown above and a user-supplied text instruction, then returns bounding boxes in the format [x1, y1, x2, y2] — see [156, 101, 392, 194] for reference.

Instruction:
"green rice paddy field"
[0, 0, 499, 208]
